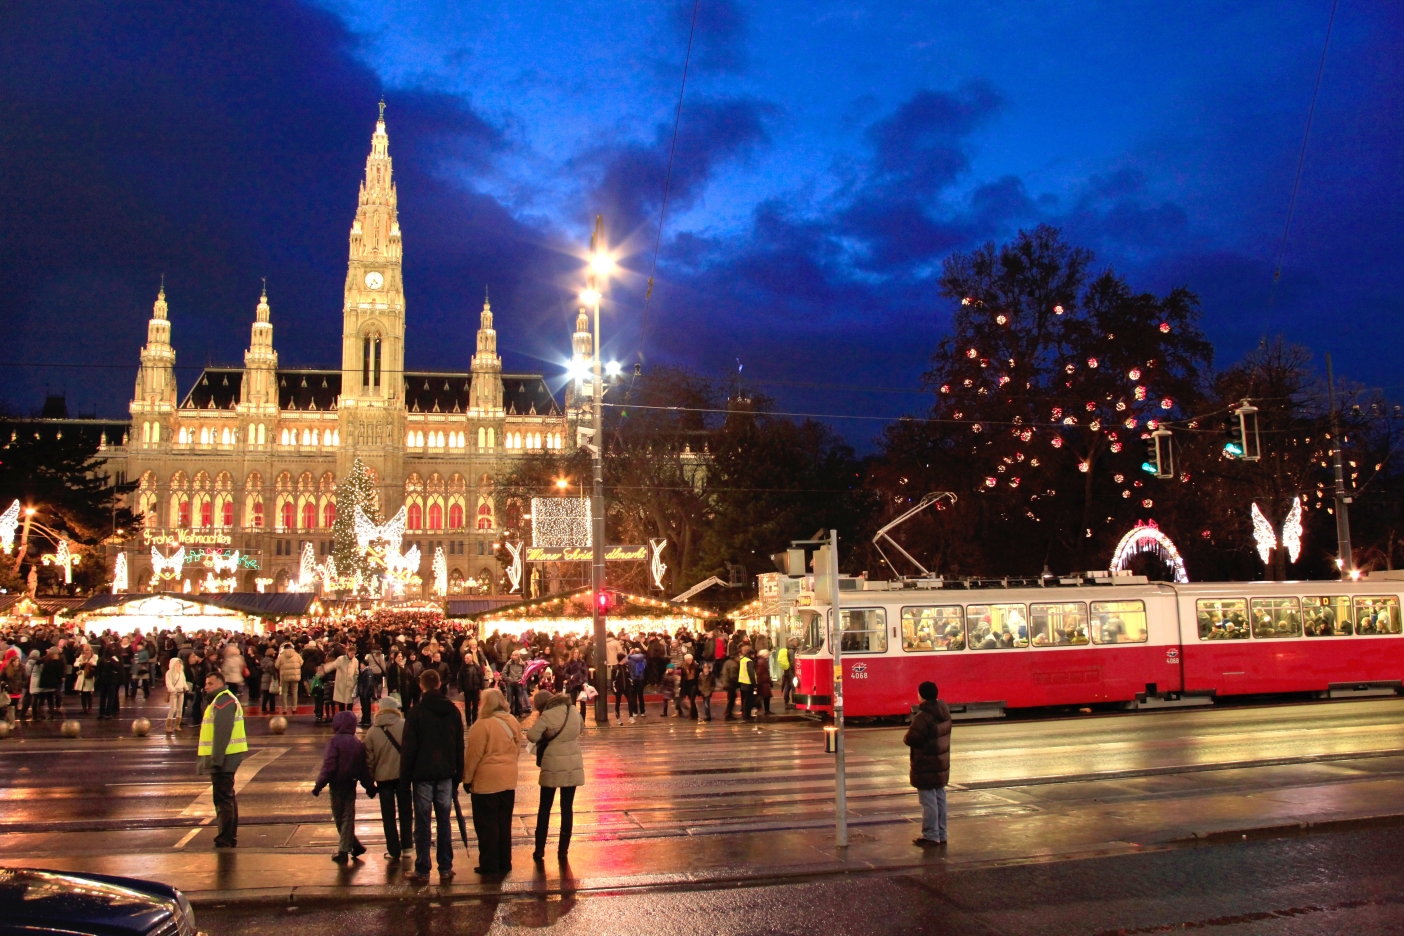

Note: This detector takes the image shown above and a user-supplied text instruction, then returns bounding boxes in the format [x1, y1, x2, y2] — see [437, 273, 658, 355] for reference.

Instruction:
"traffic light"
[1142, 428, 1173, 479]
[595, 589, 613, 613]
[1223, 415, 1244, 459]
[1222, 401, 1261, 461]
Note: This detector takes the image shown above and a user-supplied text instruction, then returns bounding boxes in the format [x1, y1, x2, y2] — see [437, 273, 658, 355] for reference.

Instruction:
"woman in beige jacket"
[462, 688, 522, 876]
[526, 690, 585, 862]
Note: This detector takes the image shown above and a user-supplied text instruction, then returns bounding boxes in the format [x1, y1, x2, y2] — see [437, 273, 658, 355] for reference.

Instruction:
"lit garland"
[432, 545, 448, 597]
[112, 552, 128, 594]
[504, 541, 523, 593]
[531, 497, 591, 547]
[650, 538, 668, 590]
[1109, 520, 1188, 583]
[41, 539, 80, 584]
[0, 500, 19, 555]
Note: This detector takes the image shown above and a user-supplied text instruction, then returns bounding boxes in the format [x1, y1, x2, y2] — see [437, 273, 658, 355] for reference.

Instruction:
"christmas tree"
[332, 457, 381, 590]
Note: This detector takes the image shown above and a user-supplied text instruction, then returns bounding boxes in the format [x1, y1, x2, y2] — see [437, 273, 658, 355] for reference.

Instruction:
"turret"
[240, 285, 278, 408]
[469, 292, 503, 414]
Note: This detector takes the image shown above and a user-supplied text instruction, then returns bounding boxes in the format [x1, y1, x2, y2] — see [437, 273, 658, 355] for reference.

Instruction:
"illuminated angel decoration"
[1252, 498, 1303, 565]
[355, 505, 406, 555]
[0, 500, 20, 555]
[211, 550, 241, 575]
[505, 541, 523, 593]
[650, 538, 668, 590]
[151, 545, 186, 579]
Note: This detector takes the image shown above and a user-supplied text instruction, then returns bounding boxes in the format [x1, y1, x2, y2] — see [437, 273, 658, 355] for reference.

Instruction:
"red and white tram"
[792, 575, 1404, 717]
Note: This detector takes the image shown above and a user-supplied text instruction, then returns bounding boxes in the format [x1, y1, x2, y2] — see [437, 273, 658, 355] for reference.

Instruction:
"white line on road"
[178, 748, 287, 819]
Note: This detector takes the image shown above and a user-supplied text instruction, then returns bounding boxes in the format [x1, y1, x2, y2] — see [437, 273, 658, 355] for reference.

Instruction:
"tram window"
[798, 609, 826, 654]
[1354, 596, 1402, 635]
[901, 606, 964, 652]
[966, 604, 1028, 650]
[1302, 596, 1352, 636]
[1196, 598, 1250, 640]
[1249, 597, 1302, 638]
[1091, 600, 1148, 644]
[839, 609, 887, 653]
[1030, 602, 1087, 646]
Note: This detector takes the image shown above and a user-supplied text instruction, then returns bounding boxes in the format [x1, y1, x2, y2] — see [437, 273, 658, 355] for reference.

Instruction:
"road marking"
[178, 748, 287, 819]
[172, 828, 201, 850]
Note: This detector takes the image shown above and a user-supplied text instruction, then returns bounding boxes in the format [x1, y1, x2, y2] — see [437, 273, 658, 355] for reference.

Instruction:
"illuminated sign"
[524, 545, 647, 562]
[142, 528, 233, 547]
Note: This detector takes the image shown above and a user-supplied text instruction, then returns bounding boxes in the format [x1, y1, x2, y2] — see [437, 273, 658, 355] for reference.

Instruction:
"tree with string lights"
[331, 456, 380, 589]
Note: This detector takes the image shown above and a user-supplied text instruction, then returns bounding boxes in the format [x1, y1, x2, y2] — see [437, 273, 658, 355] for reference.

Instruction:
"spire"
[152, 285, 168, 321]
[242, 284, 278, 407]
[350, 101, 400, 261]
[133, 285, 176, 409]
[470, 286, 502, 414]
[256, 281, 270, 323]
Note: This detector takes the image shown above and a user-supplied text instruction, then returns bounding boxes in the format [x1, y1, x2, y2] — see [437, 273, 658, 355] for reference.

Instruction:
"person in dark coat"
[312, 710, 374, 862]
[458, 646, 485, 726]
[903, 680, 952, 847]
[400, 669, 465, 882]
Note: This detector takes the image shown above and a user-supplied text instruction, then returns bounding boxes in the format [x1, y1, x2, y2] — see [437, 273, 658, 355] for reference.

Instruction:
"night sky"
[3, 1, 1400, 444]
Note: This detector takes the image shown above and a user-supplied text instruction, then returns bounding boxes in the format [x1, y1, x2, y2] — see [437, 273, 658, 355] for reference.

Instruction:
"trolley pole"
[828, 528, 848, 848]
[1326, 353, 1354, 578]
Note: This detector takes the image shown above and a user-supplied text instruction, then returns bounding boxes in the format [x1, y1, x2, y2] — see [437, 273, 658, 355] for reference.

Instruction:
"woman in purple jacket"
[312, 710, 375, 862]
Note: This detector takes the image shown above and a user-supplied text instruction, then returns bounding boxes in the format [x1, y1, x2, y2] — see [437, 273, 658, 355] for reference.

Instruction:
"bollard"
[0, 720, 11, 739]
[131, 718, 151, 737]
[268, 715, 288, 734]
[61, 719, 81, 738]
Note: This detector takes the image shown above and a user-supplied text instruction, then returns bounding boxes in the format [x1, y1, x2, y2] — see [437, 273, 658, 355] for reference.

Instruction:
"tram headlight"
[793, 676, 800, 688]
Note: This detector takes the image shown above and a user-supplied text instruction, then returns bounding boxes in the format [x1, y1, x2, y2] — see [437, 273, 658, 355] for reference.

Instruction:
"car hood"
[0, 868, 185, 935]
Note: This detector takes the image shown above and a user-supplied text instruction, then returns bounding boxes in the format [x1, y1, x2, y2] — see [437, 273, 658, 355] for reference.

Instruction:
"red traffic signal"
[595, 589, 613, 612]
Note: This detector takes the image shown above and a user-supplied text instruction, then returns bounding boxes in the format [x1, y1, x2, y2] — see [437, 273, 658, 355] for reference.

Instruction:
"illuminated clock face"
[365, 271, 384, 290]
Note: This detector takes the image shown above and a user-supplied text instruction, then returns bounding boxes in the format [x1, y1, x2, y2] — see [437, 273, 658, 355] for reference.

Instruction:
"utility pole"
[588, 215, 610, 727]
[828, 528, 848, 848]
[1326, 353, 1354, 578]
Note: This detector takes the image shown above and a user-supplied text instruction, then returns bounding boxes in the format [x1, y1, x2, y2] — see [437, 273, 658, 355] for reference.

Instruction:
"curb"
[1178, 811, 1404, 845]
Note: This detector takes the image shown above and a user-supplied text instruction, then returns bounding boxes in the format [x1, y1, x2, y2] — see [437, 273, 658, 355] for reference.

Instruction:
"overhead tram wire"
[1262, 0, 1340, 342]
[635, 0, 701, 378]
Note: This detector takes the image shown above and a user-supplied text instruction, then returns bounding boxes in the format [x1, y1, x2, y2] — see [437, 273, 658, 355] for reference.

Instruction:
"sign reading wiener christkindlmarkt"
[525, 545, 647, 562]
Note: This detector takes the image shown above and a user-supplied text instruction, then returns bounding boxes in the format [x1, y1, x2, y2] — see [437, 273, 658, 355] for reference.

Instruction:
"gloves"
[312, 786, 322, 797]
[462, 782, 471, 795]
[366, 783, 378, 799]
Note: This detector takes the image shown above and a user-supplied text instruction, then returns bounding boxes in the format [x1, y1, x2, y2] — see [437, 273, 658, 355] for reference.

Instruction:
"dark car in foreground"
[0, 868, 201, 936]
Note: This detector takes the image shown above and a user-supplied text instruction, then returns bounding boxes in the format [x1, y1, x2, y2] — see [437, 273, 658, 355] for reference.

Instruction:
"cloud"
[675, 0, 748, 75]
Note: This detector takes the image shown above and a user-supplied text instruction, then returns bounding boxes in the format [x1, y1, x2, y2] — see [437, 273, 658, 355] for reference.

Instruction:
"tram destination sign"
[525, 545, 647, 562]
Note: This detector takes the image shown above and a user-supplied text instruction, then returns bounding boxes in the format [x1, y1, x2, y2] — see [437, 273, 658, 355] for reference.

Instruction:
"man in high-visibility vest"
[197, 669, 248, 848]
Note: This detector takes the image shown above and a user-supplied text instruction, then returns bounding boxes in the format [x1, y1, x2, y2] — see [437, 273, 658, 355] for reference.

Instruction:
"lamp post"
[582, 215, 614, 726]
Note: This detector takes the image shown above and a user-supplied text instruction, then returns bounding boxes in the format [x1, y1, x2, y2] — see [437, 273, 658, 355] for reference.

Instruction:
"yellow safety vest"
[777, 648, 790, 671]
[197, 688, 248, 757]
[738, 657, 753, 685]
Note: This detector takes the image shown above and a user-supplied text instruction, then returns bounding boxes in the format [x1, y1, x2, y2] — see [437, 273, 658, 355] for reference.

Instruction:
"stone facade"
[107, 108, 588, 595]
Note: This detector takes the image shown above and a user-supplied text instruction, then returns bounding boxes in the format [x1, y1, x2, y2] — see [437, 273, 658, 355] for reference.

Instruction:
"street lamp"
[584, 215, 614, 727]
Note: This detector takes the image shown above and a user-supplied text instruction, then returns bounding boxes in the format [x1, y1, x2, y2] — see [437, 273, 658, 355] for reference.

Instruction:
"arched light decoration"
[650, 538, 668, 590]
[0, 500, 19, 554]
[1110, 519, 1189, 583]
[1252, 498, 1303, 565]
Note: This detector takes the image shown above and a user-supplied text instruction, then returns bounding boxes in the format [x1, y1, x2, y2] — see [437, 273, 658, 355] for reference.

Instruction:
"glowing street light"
[605, 360, 622, 378]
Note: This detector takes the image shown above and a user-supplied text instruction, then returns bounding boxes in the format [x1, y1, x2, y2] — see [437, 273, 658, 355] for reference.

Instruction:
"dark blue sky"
[3, 1, 1399, 442]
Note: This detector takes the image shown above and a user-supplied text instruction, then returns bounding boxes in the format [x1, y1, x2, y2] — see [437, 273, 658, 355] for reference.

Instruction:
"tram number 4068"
[849, 662, 870, 679]
[1166, 648, 1180, 663]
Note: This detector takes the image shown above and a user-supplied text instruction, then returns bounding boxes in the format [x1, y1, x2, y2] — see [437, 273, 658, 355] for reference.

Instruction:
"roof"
[446, 597, 520, 618]
[0, 595, 90, 615]
[180, 367, 559, 416]
[78, 591, 315, 618]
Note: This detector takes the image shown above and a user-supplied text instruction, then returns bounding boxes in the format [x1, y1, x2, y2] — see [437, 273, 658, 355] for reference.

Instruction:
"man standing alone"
[400, 669, 464, 883]
[903, 680, 951, 848]
[197, 670, 247, 849]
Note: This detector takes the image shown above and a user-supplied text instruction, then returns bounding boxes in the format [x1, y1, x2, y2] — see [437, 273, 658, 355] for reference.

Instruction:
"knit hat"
[377, 695, 401, 712]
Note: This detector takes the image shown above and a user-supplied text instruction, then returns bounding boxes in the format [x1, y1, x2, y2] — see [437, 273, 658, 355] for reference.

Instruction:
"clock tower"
[339, 102, 407, 488]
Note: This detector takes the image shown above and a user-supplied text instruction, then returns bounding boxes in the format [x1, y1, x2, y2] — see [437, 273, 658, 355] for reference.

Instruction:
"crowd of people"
[0, 614, 803, 734]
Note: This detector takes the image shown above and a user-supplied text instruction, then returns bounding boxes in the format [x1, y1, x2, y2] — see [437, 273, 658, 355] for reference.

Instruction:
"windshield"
[797, 609, 827, 654]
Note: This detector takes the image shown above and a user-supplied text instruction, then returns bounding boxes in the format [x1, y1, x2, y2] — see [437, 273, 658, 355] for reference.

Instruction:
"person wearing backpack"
[363, 695, 412, 863]
[625, 646, 647, 721]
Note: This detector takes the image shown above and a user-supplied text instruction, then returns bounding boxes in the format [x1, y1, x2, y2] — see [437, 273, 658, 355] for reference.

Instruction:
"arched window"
[408, 503, 423, 529]
[256, 423, 265, 445]
[323, 501, 336, 528]
[449, 503, 464, 529]
[428, 502, 443, 530]
[487, 427, 495, 449]
[312, 429, 320, 446]
[221, 499, 234, 527]
[281, 500, 294, 530]
[249, 497, 264, 528]
[142, 422, 150, 444]
[302, 428, 311, 446]
[362, 332, 382, 388]
[178, 498, 191, 528]
[476, 500, 493, 531]
[301, 501, 316, 529]
[199, 499, 213, 528]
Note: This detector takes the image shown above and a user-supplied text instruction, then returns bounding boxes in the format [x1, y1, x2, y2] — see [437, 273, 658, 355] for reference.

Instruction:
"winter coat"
[562, 659, 588, 693]
[458, 659, 485, 695]
[718, 656, 739, 690]
[2, 658, 24, 697]
[39, 654, 64, 691]
[755, 658, 773, 699]
[327, 654, 359, 705]
[314, 711, 373, 793]
[260, 655, 277, 692]
[527, 695, 585, 788]
[364, 708, 405, 783]
[462, 692, 522, 794]
[165, 658, 188, 695]
[625, 651, 647, 683]
[400, 690, 465, 782]
[221, 650, 246, 687]
[74, 652, 97, 692]
[903, 698, 953, 789]
[276, 648, 303, 683]
[697, 667, 715, 695]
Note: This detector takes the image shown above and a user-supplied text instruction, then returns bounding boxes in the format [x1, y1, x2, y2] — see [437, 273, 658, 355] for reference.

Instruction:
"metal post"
[1326, 353, 1354, 578]
[590, 215, 609, 727]
[828, 528, 847, 847]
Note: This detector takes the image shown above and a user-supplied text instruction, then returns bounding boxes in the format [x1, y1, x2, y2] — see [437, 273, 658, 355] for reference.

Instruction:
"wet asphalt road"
[199, 825, 1404, 936]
